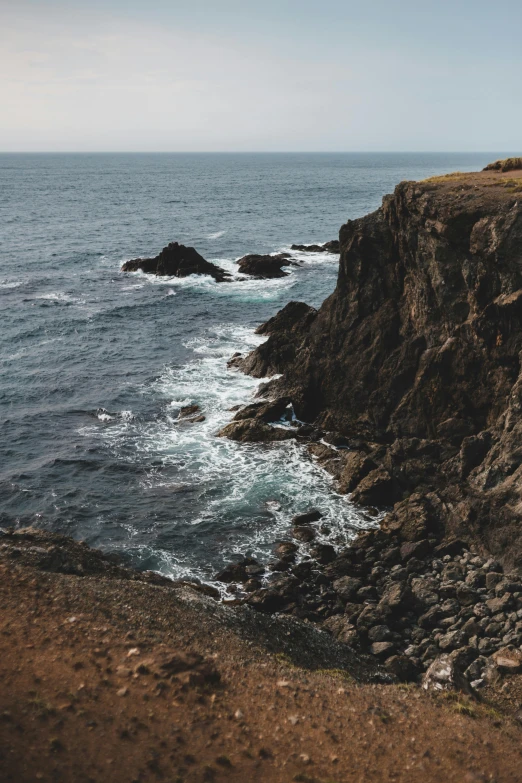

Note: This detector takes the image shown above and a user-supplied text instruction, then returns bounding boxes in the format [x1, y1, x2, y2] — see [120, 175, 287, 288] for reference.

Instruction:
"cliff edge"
[236, 165, 522, 569]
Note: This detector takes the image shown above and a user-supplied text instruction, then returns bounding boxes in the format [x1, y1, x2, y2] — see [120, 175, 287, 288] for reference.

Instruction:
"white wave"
[31, 291, 86, 305]
[81, 322, 373, 583]
[123, 265, 296, 302]
[207, 230, 226, 239]
[0, 280, 24, 290]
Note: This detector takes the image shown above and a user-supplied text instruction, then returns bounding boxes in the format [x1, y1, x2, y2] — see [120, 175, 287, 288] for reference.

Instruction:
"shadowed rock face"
[235, 169, 522, 568]
[121, 242, 231, 282]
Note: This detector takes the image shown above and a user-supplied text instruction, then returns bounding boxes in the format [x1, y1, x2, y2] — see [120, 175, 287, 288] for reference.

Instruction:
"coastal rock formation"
[237, 252, 295, 278]
[121, 241, 231, 282]
[483, 157, 522, 173]
[231, 165, 522, 569]
[291, 240, 340, 253]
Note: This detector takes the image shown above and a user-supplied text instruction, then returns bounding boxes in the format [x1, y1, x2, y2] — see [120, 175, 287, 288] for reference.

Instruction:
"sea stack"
[121, 241, 231, 282]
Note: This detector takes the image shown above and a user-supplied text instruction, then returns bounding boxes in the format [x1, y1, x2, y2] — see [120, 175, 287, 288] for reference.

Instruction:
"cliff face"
[239, 169, 522, 567]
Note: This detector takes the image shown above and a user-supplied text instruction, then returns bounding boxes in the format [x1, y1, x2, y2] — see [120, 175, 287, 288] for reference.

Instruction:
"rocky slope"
[232, 165, 522, 570]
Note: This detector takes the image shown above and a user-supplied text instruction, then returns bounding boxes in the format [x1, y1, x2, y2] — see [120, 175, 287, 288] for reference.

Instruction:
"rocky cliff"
[235, 166, 522, 569]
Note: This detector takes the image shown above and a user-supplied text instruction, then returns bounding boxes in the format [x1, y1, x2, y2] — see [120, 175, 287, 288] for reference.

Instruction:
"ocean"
[0, 152, 496, 587]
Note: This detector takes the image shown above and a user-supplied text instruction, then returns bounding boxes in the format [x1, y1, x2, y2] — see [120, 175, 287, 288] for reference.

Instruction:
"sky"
[1, 0, 522, 152]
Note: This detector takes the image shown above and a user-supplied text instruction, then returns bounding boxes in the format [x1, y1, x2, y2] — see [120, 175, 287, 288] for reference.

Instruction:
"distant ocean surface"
[0, 152, 497, 585]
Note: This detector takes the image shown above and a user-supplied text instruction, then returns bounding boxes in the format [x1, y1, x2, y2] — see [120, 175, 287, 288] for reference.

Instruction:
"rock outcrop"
[231, 165, 522, 569]
[291, 240, 340, 253]
[237, 252, 295, 278]
[121, 242, 231, 282]
[483, 157, 522, 173]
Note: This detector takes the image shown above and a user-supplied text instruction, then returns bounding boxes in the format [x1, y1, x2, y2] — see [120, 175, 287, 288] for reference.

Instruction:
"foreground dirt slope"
[1, 537, 522, 783]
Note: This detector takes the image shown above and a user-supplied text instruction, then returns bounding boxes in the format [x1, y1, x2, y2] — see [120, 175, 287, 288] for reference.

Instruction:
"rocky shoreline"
[214, 160, 522, 694]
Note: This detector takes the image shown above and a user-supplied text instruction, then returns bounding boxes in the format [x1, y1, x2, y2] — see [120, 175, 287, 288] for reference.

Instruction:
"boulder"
[332, 576, 362, 602]
[491, 647, 522, 672]
[292, 509, 323, 526]
[215, 558, 259, 583]
[350, 468, 397, 506]
[122, 242, 231, 282]
[292, 526, 316, 543]
[379, 581, 411, 613]
[371, 641, 396, 658]
[322, 616, 359, 646]
[486, 593, 513, 613]
[309, 544, 336, 564]
[422, 655, 476, 696]
[385, 654, 420, 682]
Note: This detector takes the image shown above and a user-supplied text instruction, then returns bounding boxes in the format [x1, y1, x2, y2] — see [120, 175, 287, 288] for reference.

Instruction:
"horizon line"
[0, 150, 515, 156]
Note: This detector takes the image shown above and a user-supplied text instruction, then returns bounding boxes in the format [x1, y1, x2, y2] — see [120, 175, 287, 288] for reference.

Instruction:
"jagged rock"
[332, 576, 362, 602]
[309, 544, 336, 564]
[322, 615, 359, 645]
[371, 641, 395, 658]
[179, 404, 201, 418]
[438, 630, 468, 651]
[292, 526, 316, 542]
[385, 654, 420, 682]
[455, 584, 479, 606]
[122, 242, 231, 282]
[357, 604, 391, 631]
[292, 509, 323, 525]
[217, 419, 295, 443]
[422, 655, 476, 695]
[379, 581, 411, 613]
[491, 646, 522, 672]
[338, 451, 377, 494]
[273, 542, 298, 559]
[232, 398, 292, 424]
[367, 625, 393, 642]
[400, 539, 431, 561]
[215, 558, 259, 583]
[486, 594, 513, 613]
[237, 253, 293, 279]
[410, 577, 440, 608]
[350, 468, 397, 506]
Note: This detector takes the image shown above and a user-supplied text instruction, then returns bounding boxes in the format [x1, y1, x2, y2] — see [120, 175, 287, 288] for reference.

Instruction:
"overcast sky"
[1, 0, 522, 152]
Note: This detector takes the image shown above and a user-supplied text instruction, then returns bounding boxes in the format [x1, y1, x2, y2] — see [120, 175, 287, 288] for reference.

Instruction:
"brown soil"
[2, 553, 522, 783]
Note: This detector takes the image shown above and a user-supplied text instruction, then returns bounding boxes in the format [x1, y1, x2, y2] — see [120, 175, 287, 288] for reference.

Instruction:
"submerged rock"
[122, 242, 231, 282]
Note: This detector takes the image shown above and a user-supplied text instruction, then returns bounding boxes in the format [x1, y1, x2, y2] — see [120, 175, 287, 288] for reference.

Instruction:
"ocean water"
[0, 152, 496, 585]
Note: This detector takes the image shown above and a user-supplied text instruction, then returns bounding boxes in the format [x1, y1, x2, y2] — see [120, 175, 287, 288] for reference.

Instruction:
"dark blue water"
[0, 152, 496, 584]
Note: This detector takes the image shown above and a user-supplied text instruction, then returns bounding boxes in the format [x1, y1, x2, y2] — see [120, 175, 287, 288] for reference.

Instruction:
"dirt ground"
[1, 553, 522, 783]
